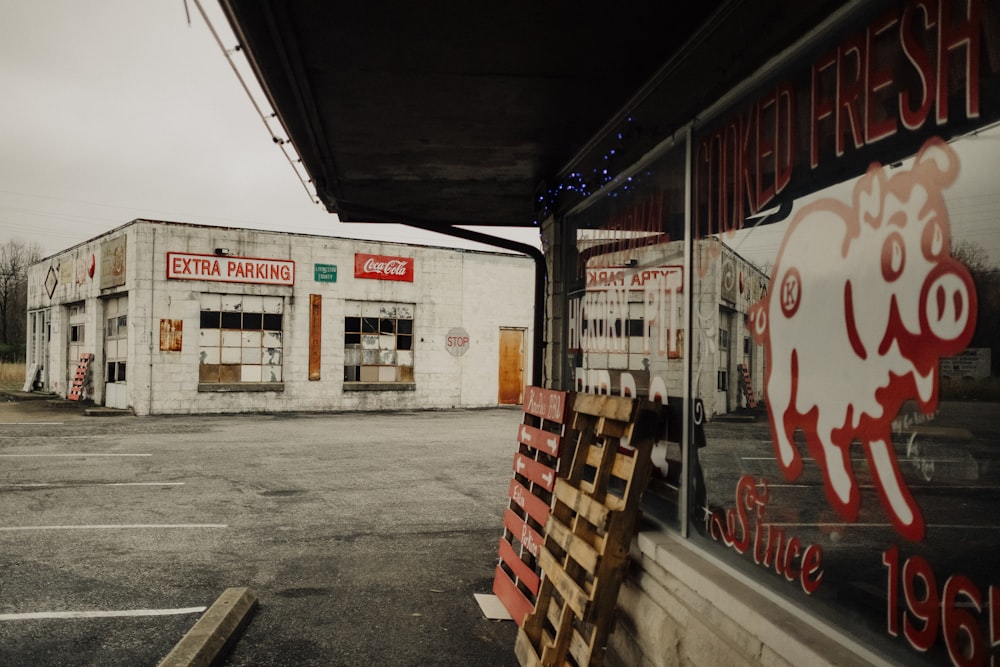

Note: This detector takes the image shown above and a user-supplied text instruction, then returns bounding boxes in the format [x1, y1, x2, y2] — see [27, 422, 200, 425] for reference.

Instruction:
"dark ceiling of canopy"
[220, 1, 850, 228]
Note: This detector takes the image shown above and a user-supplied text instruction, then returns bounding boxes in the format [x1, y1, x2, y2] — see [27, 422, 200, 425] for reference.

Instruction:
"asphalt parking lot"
[0, 397, 522, 666]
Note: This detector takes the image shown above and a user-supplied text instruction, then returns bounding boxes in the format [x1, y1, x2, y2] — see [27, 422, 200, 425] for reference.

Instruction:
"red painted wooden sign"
[492, 387, 572, 626]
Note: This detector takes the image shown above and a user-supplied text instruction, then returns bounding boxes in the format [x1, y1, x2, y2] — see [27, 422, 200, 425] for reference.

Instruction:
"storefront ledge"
[197, 383, 285, 393]
[630, 529, 892, 667]
[343, 382, 416, 392]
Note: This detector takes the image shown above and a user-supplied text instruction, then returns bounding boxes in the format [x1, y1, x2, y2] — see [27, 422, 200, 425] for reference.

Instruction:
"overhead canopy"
[219, 1, 851, 229]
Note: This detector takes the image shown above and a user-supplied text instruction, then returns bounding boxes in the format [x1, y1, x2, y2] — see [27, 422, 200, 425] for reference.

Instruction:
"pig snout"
[921, 263, 976, 346]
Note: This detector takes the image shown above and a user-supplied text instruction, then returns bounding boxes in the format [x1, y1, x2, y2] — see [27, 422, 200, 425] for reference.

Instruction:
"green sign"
[314, 264, 337, 283]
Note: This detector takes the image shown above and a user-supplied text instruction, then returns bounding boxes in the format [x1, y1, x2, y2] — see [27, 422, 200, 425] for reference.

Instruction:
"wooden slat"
[522, 386, 569, 422]
[571, 393, 635, 421]
[503, 508, 544, 558]
[493, 565, 534, 627]
[513, 451, 557, 491]
[568, 626, 593, 667]
[544, 514, 600, 573]
[514, 631, 544, 667]
[517, 423, 561, 457]
[509, 479, 551, 528]
[553, 479, 610, 530]
[538, 546, 590, 619]
[498, 538, 540, 594]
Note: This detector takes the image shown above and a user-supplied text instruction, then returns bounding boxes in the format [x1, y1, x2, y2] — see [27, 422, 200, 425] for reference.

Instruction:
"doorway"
[498, 327, 525, 405]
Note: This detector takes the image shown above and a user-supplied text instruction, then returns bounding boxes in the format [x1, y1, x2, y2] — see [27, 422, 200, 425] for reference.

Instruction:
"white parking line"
[0, 482, 184, 488]
[0, 524, 227, 531]
[0, 453, 152, 458]
[0, 422, 65, 426]
[0, 607, 207, 621]
[1, 435, 110, 440]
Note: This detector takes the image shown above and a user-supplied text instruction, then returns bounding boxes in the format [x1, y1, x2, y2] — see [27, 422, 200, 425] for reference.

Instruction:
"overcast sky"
[0, 0, 542, 259]
[2, 2, 996, 267]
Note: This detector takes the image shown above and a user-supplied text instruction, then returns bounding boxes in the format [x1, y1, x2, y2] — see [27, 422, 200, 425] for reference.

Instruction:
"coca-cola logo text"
[354, 253, 414, 282]
[363, 258, 408, 275]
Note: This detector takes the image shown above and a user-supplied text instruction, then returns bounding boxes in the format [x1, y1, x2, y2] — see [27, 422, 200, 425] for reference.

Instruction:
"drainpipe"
[400, 222, 545, 387]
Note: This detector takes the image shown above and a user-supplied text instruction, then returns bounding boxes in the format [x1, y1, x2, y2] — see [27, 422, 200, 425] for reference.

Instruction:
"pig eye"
[921, 218, 946, 260]
[881, 232, 906, 282]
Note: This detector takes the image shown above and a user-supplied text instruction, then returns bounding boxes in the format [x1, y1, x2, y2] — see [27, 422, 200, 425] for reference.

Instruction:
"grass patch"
[0, 361, 26, 391]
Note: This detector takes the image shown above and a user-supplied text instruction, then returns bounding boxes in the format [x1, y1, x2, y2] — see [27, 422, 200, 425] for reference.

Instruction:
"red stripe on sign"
[522, 386, 567, 421]
[517, 423, 561, 456]
[512, 452, 557, 491]
[507, 480, 551, 531]
[498, 538, 540, 594]
[492, 565, 533, 627]
[503, 507, 544, 559]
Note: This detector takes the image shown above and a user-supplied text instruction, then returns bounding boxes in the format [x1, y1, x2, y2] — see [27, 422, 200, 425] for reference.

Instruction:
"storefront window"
[198, 293, 283, 384]
[689, 125, 1000, 664]
[343, 301, 414, 384]
[563, 140, 689, 529]
[559, 1, 1000, 656]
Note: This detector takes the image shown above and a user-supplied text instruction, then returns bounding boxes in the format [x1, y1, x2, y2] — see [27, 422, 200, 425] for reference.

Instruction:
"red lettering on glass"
[884, 546, 995, 665]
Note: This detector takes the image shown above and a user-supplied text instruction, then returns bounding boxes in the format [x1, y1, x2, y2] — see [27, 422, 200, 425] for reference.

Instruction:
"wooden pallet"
[515, 393, 661, 667]
[67, 353, 93, 401]
[493, 386, 574, 626]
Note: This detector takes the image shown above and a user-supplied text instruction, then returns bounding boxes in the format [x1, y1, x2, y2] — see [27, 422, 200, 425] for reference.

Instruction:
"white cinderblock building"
[25, 219, 535, 415]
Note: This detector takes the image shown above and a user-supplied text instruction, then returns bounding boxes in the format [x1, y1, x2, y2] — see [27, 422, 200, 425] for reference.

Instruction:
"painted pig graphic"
[748, 138, 977, 542]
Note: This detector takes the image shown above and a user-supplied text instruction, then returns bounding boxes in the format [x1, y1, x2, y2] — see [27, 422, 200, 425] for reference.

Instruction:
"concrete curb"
[157, 587, 258, 667]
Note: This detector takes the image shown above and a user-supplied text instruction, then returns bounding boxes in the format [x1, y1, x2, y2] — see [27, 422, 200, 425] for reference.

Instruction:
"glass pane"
[220, 312, 242, 329]
[243, 312, 262, 330]
[200, 311, 221, 329]
[262, 313, 283, 330]
[564, 141, 687, 529]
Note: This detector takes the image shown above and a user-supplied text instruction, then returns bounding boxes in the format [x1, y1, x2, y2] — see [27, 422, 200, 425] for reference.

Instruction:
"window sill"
[198, 382, 285, 393]
[343, 382, 416, 392]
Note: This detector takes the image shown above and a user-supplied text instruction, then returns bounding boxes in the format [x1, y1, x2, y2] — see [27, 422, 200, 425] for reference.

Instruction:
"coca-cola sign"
[354, 253, 414, 282]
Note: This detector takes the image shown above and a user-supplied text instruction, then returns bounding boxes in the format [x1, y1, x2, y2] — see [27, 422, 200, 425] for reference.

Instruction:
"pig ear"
[854, 163, 885, 228]
[914, 137, 959, 187]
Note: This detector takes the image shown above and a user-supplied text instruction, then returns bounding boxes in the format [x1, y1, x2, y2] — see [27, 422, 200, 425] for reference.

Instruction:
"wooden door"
[497, 328, 525, 405]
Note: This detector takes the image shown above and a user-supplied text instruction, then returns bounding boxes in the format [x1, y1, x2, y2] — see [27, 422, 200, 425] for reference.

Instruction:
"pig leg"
[805, 431, 860, 522]
[866, 437, 924, 542]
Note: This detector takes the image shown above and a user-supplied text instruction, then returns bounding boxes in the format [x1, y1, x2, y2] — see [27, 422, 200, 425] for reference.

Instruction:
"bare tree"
[952, 240, 1000, 375]
[0, 239, 43, 348]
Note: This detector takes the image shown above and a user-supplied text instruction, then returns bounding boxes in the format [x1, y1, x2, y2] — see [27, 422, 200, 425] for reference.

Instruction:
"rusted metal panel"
[308, 294, 321, 380]
[159, 319, 183, 352]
